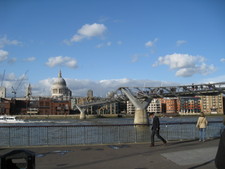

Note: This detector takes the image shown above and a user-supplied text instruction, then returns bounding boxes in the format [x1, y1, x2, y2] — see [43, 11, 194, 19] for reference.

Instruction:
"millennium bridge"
[1, 82, 225, 147]
[76, 82, 225, 124]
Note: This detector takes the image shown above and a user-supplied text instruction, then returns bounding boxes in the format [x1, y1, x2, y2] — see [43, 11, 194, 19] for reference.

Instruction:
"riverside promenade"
[0, 138, 220, 169]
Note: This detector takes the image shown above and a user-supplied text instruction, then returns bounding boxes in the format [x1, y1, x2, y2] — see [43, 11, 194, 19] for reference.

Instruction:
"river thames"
[0, 115, 223, 126]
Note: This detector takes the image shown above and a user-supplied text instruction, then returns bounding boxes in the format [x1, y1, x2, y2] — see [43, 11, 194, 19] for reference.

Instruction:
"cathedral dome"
[51, 70, 72, 98]
[53, 77, 66, 87]
[52, 71, 66, 88]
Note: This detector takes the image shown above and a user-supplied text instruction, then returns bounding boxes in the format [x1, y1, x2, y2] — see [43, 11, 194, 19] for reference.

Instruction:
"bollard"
[0, 149, 35, 169]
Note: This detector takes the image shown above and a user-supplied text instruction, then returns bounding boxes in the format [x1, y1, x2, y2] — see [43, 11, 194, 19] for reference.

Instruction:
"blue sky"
[0, 0, 225, 97]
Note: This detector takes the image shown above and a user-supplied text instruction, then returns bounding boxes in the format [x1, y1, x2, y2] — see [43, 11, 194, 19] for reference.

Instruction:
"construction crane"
[11, 70, 29, 98]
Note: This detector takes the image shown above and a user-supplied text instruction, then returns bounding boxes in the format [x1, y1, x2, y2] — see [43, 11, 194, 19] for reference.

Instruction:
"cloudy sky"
[0, 0, 225, 97]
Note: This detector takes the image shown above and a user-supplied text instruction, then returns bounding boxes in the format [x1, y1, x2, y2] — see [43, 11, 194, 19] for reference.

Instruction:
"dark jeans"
[151, 129, 166, 145]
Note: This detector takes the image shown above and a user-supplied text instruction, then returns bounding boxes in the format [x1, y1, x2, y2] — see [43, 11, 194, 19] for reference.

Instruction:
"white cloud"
[202, 75, 225, 84]
[1, 74, 179, 97]
[46, 56, 78, 68]
[175, 68, 195, 77]
[70, 23, 107, 43]
[8, 57, 17, 64]
[96, 43, 104, 48]
[0, 72, 29, 97]
[153, 53, 216, 77]
[24, 57, 36, 62]
[131, 54, 140, 63]
[0, 35, 22, 48]
[0, 49, 8, 62]
[71, 78, 178, 97]
[198, 63, 216, 75]
[155, 53, 204, 69]
[71, 34, 84, 42]
[220, 58, 225, 62]
[96, 41, 112, 48]
[145, 41, 154, 47]
[106, 42, 111, 46]
[117, 41, 122, 45]
[31, 78, 53, 96]
[145, 38, 158, 47]
[130, 53, 149, 63]
[176, 40, 187, 47]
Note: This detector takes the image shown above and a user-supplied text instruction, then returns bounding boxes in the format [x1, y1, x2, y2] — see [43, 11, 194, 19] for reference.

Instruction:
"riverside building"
[200, 94, 224, 114]
[126, 96, 224, 115]
[0, 71, 225, 115]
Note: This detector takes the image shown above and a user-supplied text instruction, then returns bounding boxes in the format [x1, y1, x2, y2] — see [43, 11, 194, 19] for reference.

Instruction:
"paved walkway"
[0, 139, 220, 169]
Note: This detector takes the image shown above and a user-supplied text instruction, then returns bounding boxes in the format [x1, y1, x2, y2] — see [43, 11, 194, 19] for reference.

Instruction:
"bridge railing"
[116, 82, 225, 99]
[0, 121, 223, 147]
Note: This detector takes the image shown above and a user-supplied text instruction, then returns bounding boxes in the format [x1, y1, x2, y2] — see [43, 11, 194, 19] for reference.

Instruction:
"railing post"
[165, 124, 168, 141]
[84, 126, 86, 145]
[28, 127, 30, 146]
[47, 126, 49, 146]
[66, 126, 68, 145]
[135, 125, 137, 143]
[118, 125, 120, 144]
[180, 123, 182, 141]
[8, 127, 11, 147]
[101, 126, 103, 144]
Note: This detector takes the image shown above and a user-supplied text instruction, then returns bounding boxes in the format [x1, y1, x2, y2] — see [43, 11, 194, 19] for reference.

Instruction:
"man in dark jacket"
[149, 112, 167, 147]
[215, 129, 225, 169]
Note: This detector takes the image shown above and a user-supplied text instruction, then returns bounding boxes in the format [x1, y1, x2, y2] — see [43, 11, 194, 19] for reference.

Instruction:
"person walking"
[215, 129, 225, 169]
[196, 112, 208, 142]
[149, 112, 167, 147]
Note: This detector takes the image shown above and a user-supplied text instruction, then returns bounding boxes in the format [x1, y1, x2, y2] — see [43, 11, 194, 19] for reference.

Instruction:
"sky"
[0, 0, 225, 97]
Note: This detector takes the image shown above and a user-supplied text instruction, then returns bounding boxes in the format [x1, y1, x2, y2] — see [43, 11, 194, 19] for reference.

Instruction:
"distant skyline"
[0, 0, 225, 97]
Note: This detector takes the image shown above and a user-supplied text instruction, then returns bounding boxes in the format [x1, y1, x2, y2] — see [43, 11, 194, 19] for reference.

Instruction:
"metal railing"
[0, 121, 223, 147]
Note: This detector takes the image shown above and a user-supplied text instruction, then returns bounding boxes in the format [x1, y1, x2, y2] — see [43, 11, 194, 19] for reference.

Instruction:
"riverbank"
[15, 113, 224, 120]
[0, 139, 220, 169]
[15, 114, 134, 120]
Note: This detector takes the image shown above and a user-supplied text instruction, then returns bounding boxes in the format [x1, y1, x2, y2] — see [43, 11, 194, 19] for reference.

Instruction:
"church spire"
[58, 70, 62, 78]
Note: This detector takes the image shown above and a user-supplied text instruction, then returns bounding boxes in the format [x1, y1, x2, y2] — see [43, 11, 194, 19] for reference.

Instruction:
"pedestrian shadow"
[168, 139, 198, 145]
[188, 159, 215, 169]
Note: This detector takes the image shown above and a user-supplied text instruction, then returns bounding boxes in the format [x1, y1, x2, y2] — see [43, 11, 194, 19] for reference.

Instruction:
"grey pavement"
[0, 139, 220, 169]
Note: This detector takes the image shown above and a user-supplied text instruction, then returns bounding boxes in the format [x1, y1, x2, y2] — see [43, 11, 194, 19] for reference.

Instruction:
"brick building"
[0, 98, 11, 115]
[160, 98, 179, 114]
[200, 94, 224, 115]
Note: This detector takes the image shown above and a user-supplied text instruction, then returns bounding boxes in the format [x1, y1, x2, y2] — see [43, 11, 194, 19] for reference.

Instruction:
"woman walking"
[196, 112, 208, 142]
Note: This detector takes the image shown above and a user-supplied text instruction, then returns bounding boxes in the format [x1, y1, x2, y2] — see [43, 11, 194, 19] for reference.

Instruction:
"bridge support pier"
[120, 88, 152, 125]
[134, 108, 149, 125]
[75, 105, 86, 120]
[80, 111, 86, 120]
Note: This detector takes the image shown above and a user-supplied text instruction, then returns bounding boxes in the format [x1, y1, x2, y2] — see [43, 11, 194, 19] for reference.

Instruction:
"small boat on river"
[0, 115, 24, 123]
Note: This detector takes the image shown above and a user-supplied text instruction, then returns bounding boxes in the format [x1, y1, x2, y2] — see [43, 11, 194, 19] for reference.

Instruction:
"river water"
[0, 116, 224, 126]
